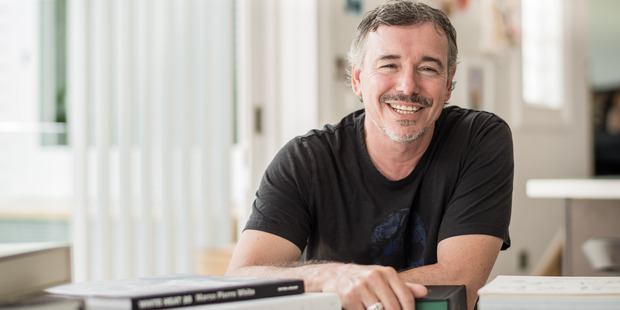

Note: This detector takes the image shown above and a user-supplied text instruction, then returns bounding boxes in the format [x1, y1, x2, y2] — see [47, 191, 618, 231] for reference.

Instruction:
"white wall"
[317, 0, 368, 125]
[234, 0, 321, 231]
[490, 1, 591, 278]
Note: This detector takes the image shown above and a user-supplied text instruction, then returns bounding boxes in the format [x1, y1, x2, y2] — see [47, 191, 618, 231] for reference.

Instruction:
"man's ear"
[444, 67, 457, 101]
[351, 64, 362, 97]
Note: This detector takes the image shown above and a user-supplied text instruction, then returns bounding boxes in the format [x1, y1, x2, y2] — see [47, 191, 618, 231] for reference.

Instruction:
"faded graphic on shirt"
[371, 208, 426, 269]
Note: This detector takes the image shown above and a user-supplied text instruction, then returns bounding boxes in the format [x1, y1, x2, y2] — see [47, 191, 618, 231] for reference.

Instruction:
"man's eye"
[420, 67, 439, 76]
[381, 64, 397, 69]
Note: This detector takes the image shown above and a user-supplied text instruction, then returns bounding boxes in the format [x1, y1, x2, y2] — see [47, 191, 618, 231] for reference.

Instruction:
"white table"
[526, 178, 620, 200]
[526, 178, 620, 275]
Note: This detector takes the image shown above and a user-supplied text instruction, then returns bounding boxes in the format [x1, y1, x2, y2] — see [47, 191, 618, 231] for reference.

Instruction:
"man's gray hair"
[346, 0, 458, 80]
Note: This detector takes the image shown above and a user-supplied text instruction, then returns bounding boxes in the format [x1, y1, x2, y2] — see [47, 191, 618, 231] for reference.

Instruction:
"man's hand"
[226, 229, 427, 309]
[317, 263, 428, 310]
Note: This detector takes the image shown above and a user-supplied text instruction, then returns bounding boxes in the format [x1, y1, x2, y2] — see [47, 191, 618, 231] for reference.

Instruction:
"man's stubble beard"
[370, 117, 434, 144]
[361, 92, 436, 144]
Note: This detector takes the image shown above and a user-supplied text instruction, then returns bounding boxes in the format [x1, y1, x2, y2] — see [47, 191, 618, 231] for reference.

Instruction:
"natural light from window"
[521, 0, 564, 110]
[0, 0, 70, 244]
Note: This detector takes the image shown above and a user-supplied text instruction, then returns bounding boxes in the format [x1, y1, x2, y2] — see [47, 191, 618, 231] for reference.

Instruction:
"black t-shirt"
[245, 106, 513, 270]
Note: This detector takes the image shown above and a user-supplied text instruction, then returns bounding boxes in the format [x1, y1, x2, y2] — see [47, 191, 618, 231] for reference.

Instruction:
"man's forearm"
[227, 261, 429, 310]
[226, 261, 342, 292]
[398, 263, 446, 283]
[398, 235, 502, 310]
[227, 230, 430, 309]
[398, 264, 482, 310]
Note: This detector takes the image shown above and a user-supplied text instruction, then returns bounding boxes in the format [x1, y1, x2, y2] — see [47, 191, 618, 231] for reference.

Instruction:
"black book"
[415, 285, 467, 310]
[46, 274, 304, 310]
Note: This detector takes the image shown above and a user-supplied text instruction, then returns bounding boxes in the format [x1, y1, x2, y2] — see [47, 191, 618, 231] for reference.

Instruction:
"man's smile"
[388, 104, 421, 115]
[380, 93, 433, 116]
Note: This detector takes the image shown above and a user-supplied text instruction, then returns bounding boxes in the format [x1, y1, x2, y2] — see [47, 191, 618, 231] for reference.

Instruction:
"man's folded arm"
[226, 229, 303, 277]
[397, 234, 504, 310]
[226, 229, 429, 310]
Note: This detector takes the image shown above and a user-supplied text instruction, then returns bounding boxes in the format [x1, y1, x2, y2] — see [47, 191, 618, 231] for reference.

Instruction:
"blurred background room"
[0, 0, 618, 283]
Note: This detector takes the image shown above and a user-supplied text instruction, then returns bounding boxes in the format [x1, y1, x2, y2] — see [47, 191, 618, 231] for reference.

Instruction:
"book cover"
[0, 242, 72, 305]
[415, 285, 467, 310]
[47, 274, 304, 310]
[147, 293, 340, 310]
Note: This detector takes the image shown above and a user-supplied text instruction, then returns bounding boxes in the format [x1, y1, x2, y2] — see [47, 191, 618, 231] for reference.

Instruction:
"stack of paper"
[0, 243, 72, 305]
[477, 275, 620, 310]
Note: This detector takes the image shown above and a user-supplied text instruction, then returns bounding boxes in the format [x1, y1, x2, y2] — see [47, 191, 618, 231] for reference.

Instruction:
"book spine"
[130, 281, 304, 310]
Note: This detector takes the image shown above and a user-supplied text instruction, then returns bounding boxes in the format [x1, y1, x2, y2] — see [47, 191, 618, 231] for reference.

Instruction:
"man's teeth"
[389, 104, 420, 114]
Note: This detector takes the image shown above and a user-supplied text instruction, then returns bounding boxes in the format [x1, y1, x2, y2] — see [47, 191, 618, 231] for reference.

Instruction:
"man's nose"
[395, 68, 420, 95]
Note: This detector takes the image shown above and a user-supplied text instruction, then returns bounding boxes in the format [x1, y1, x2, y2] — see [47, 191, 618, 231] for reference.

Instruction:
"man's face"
[351, 23, 455, 143]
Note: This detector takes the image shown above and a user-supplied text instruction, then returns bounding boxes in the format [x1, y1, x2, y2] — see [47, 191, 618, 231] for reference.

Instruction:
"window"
[0, 0, 70, 244]
[521, 0, 564, 109]
[40, 0, 68, 146]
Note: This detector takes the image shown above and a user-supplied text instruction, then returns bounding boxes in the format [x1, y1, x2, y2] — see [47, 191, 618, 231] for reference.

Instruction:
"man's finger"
[405, 282, 428, 298]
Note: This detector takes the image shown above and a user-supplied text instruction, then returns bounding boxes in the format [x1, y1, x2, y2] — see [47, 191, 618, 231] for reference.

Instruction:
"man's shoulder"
[442, 105, 506, 121]
[297, 109, 364, 143]
[432, 106, 513, 156]
[273, 109, 364, 164]
[440, 105, 510, 133]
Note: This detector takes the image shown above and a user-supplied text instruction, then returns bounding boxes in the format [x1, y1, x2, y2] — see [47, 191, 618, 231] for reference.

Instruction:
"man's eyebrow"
[374, 55, 446, 71]
[372, 54, 400, 65]
[377, 55, 400, 61]
[421, 56, 445, 70]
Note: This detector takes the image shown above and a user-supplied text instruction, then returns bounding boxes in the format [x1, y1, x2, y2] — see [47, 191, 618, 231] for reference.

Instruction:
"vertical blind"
[68, 0, 234, 282]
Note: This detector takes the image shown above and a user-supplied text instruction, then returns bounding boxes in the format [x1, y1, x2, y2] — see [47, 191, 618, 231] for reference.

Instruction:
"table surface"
[526, 178, 620, 200]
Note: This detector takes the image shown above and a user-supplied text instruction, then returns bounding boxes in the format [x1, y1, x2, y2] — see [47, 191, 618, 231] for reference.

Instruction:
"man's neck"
[364, 119, 434, 181]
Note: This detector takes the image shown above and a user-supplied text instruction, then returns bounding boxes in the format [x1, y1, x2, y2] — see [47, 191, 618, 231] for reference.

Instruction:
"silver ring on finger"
[366, 302, 384, 310]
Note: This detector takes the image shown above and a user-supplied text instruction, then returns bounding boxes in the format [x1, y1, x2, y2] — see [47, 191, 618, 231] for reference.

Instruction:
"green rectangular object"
[415, 285, 467, 310]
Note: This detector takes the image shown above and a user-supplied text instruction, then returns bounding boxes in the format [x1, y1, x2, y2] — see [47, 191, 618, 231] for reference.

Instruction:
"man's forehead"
[367, 23, 449, 45]
[363, 23, 449, 63]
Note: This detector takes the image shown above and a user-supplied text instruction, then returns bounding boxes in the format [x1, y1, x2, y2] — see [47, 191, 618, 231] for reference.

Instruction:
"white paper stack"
[477, 275, 620, 310]
[0, 243, 72, 305]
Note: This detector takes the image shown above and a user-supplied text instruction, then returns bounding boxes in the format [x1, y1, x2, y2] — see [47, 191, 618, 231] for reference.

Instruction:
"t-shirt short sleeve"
[435, 112, 513, 250]
[244, 138, 315, 251]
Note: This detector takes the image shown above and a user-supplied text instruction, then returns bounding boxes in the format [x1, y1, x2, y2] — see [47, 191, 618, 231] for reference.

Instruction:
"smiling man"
[226, 1, 513, 310]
